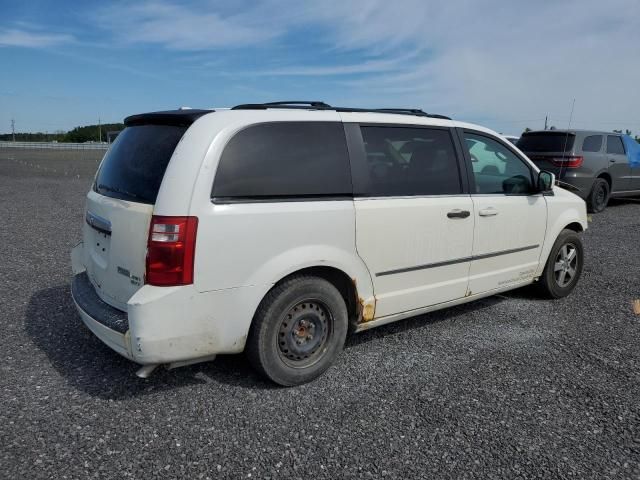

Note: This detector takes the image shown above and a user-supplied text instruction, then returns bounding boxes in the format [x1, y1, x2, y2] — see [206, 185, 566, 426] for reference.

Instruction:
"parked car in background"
[517, 130, 640, 212]
[504, 135, 520, 145]
[71, 102, 588, 386]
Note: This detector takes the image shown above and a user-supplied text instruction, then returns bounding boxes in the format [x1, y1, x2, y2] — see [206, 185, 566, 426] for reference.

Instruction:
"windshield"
[94, 125, 186, 204]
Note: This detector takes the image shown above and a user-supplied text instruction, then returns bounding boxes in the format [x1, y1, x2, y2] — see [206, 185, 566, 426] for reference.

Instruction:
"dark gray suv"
[517, 130, 640, 212]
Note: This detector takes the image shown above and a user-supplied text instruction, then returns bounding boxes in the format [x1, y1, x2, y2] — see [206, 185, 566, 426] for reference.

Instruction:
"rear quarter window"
[212, 122, 352, 200]
[607, 135, 626, 155]
[94, 125, 187, 204]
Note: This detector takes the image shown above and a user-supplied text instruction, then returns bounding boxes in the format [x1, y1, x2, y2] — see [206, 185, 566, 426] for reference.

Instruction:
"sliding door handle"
[479, 208, 498, 217]
[447, 209, 471, 219]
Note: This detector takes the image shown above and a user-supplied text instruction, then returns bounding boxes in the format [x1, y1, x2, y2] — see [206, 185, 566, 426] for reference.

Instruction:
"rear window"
[94, 125, 186, 204]
[582, 135, 603, 152]
[212, 122, 351, 200]
[516, 132, 575, 152]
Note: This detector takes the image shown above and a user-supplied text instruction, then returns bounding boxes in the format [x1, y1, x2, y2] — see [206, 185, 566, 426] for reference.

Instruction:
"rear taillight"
[550, 156, 583, 168]
[146, 216, 198, 286]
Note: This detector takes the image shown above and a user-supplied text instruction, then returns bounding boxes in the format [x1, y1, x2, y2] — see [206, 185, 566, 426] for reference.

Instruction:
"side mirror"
[537, 171, 555, 193]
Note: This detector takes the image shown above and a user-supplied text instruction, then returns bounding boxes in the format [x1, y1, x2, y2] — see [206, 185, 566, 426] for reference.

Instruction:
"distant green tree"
[1, 123, 124, 143]
[524, 127, 532, 132]
[0, 132, 65, 142]
[63, 123, 124, 142]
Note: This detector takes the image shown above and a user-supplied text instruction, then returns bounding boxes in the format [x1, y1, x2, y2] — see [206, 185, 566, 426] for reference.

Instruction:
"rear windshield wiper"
[97, 184, 148, 202]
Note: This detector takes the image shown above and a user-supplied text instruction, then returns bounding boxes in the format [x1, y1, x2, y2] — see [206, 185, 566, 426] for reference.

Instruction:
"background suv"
[517, 130, 640, 212]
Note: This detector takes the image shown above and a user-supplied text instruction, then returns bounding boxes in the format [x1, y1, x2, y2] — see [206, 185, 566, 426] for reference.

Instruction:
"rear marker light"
[146, 215, 198, 286]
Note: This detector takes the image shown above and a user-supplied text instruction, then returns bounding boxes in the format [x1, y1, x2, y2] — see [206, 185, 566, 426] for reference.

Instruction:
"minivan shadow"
[27, 285, 527, 398]
[25, 285, 274, 400]
[345, 295, 506, 348]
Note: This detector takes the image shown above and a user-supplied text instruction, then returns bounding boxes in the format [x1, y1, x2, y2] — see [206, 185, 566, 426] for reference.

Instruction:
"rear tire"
[246, 275, 348, 386]
[587, 178, 609, 213]
[538, 229, 584, 299]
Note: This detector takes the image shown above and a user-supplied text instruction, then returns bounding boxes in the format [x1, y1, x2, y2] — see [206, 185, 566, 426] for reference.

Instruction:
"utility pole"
[11, 118, 15, 142]
[98, 117, 102, 143]
[544, 115, 548, 130]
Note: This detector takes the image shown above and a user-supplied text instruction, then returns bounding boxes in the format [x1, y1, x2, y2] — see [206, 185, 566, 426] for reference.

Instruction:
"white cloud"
[97, 0, 640, 132]
[98, 1, 280, 49]
[253, 55, 418, 76]
[0, 28, 74, 48]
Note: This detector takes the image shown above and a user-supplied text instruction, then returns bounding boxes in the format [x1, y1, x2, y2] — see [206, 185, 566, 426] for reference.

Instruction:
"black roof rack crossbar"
[230, 101, 451, 119]
[232, 101, 332, 110]
[263, 101, 332, 108]
[373, 108, 427, 115]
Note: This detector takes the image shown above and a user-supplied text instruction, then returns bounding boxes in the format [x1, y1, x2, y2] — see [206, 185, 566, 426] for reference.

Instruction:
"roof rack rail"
[372, 108, 427, 115]
[230, 101, 451, 120]
[336, 107, 451, 120]
[232, 101, 332, 110]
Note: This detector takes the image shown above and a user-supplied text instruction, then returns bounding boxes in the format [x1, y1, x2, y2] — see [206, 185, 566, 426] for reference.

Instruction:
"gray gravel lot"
[1, 148, 639, 479]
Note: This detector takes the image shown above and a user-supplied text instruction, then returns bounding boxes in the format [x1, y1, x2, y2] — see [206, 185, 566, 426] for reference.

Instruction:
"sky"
[1, 0, 639, 135]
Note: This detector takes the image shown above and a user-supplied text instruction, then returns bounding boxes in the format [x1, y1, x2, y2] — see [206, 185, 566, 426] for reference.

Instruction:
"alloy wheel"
[554, 243, 578, 288]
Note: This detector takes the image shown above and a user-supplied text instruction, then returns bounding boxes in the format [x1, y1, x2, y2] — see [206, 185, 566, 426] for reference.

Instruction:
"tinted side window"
[212, 122, 351, 199]
[582, 135, 603, 152]
[95, 125, 187, 204]
[607, 135, 626, 155]
[464, 132, 533, 194]
[355, 127, 461, 196]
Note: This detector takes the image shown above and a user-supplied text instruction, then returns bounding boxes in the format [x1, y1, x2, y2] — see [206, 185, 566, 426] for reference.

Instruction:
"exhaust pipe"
[135, 364, 158, 378]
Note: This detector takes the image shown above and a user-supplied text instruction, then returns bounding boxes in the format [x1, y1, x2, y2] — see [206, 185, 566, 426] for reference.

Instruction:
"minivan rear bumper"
[70, 268, 259, 366]
[71, 271, 135, 361]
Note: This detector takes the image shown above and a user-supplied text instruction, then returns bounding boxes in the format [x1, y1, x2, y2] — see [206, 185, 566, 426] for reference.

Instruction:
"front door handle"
[447, 209, 471, 219]
[609, 159, 616, 163]
[478, 208, 498, 217]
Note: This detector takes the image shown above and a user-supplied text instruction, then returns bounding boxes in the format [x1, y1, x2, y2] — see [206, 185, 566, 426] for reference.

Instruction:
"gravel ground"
[1, 149, 639, 479]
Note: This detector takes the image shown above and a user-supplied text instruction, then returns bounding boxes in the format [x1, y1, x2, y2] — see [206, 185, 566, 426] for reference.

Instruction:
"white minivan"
[71, 101, 588, 386]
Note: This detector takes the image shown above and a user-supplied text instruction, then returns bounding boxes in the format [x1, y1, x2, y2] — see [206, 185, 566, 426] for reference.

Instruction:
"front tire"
[246, 275, 348, 386]
[587, 178, 609, 213]
[538, 229, 584, 299]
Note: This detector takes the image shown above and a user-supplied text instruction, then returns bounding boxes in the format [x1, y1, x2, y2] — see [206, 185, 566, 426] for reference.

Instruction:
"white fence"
[0, 141, 109, 150]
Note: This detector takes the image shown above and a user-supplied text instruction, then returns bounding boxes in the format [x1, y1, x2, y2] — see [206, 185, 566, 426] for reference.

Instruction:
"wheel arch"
[536, 206, 588, 277]
[247, 252, 376, 332]
[564, 221, 584, 233]
[269, 266, 366, 328]
[597, 171, 612, 189]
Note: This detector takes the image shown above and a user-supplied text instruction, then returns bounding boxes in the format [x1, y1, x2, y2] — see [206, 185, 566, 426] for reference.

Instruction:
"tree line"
[0, 123, 124, 143]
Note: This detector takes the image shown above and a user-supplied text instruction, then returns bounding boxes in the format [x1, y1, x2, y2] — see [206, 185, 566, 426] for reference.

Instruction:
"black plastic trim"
[71, 272, 129, 334]
[212, 194, 353, 204]
[376, 244, 540, 277]
[85, 211, 112, 236]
